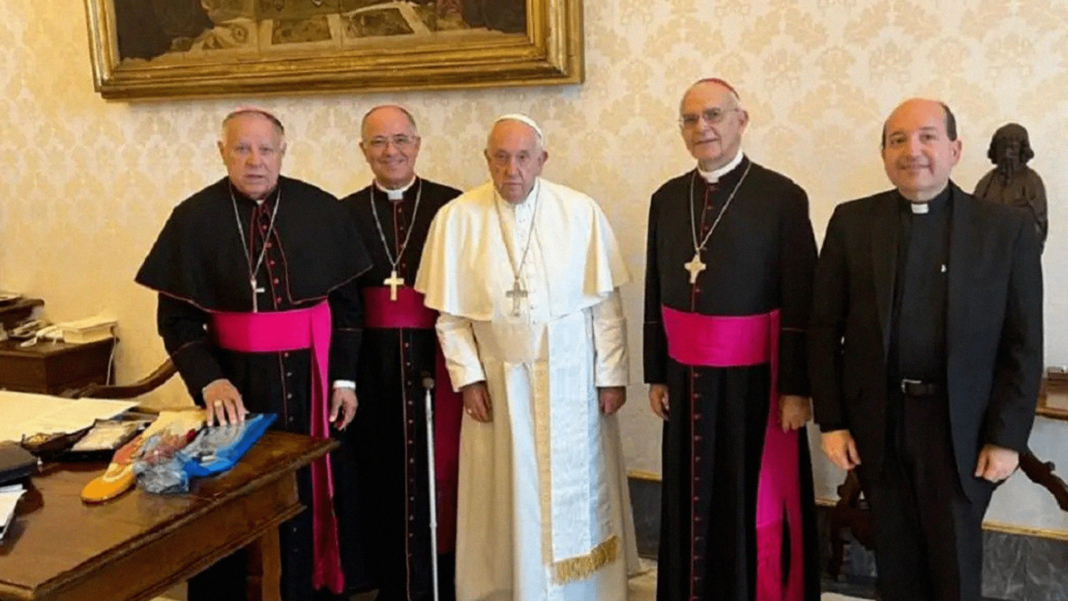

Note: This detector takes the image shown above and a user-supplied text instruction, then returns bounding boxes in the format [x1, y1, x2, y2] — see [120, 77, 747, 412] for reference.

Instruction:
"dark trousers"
[860, 391, 992, 601]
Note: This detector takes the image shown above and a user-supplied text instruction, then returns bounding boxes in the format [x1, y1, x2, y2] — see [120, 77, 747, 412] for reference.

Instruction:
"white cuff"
[332, 380, 356, 390]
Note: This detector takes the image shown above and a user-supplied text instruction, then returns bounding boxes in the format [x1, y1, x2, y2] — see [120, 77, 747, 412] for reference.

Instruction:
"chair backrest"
[70, 358, 178, 400]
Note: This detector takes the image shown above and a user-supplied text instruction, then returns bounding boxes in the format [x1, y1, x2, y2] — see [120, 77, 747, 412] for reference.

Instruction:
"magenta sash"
[362, 286, 463, 554]
[211, 301, 344, 594]
[662, 306, 804, 601]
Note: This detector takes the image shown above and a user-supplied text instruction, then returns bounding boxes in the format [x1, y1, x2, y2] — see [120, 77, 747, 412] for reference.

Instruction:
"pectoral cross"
[251, 278, 266, 312]
[684, 253, 706, 285]
[384, 270, 405, 301]
[506, 279, 528, 316]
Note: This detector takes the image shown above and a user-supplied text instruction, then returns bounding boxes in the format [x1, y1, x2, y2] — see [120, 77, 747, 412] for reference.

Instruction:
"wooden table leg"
[246, 526, 282, 601]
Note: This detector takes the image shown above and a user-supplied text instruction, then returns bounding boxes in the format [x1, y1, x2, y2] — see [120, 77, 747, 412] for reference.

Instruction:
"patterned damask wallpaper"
[1, 1, 1067, 529]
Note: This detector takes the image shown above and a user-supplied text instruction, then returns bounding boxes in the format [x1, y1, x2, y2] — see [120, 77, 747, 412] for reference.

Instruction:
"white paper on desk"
[0, 391, 138, 443]
[0, 485, 24, 541]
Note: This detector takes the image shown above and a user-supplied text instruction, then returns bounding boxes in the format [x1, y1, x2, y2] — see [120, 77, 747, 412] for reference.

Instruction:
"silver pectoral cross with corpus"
[506, 278, 528, 316]
[495, 181, 541, 318]
[229, 182, 281, 314]
[384, 270, 405, 301]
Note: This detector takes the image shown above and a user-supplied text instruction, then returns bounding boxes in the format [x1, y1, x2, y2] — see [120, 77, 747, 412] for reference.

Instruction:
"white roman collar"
[375, 176, 417, 201]
[698, 149, 744, 184]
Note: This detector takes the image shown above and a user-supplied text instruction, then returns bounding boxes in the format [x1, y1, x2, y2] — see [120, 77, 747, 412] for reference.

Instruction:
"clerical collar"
[375, 177, 417, 201]
[697, 149, 744, 184]
[899, 185, 951, 215]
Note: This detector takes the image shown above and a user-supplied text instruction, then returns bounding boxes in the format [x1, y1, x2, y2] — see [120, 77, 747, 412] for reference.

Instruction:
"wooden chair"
[69, 357, 178, 400]
[827, 470, 873, 579]
[827, 450, 1068, 578]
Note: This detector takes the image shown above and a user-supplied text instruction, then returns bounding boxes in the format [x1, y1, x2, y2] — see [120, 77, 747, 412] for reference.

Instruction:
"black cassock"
[340, 178, 461, 601]
[643, 158, 820, 601]
[136, 176, 372, 601]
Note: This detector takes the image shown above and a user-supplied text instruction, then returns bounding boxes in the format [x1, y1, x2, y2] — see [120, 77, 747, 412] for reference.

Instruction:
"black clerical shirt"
[889, 186, 952, 386]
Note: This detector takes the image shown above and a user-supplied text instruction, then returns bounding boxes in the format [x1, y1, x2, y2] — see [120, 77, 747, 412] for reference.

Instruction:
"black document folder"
[0, 442, 37, 485]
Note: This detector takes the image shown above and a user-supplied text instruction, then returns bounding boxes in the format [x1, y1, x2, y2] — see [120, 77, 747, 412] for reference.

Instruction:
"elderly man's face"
[218, 113, 285, 200]
[881, 99, 961, 202]
[360, 107, 421, 189]
[484, 120, 547, 203]
[679, 82, 748, 171]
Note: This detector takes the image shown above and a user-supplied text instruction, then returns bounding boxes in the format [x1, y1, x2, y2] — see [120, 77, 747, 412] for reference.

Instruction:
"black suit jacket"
[808, 182, 1043, 502]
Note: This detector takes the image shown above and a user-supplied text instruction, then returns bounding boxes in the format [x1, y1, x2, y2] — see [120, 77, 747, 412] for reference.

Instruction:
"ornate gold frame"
[83, 0, 583, 100]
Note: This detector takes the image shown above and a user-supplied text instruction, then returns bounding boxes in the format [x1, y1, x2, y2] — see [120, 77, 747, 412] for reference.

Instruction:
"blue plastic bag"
[178, 413, 277, 478]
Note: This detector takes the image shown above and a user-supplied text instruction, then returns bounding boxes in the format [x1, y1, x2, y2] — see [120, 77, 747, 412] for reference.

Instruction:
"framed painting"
[83, 0, 583, 100]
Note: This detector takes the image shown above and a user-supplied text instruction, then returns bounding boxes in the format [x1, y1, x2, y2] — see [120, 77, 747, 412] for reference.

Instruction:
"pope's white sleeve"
[436, 312, 486, 392]
[592, 289, 629, 388]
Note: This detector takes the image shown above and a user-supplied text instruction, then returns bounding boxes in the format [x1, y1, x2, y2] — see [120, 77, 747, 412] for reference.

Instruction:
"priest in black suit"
[339, 105, 462, 601]
[644, 78, 820, 601]
[809, 98, 1043, 601]
[137, 108, 371, 601]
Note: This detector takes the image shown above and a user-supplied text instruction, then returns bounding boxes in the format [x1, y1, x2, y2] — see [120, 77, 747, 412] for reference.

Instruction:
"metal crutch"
[422, 373, 440, 601]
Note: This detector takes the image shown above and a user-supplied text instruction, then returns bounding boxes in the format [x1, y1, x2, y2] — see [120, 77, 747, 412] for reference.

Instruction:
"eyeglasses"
[489, 151, 535, 168]
[678, 107, 740, 129]
[364, 134, 419, 150]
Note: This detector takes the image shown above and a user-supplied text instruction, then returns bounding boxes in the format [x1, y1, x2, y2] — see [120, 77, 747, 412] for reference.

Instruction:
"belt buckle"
[901, 378, 921, 395]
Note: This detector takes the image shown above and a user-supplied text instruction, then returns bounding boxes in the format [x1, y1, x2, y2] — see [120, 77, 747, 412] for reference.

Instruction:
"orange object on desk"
[81, 410, 205, 504]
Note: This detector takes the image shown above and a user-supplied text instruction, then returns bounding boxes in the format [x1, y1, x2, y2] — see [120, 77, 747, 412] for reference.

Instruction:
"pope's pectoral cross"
[384, 270, 405, 301]
[251, 278, 266, 312]
[506, 279, 528, 316]
[684, 253, 706, 285]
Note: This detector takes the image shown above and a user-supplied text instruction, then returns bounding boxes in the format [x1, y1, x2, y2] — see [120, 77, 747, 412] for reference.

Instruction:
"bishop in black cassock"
[339, 106, 462, 601]
[644, 80, 820, 601]
[136, 109, 372, 601]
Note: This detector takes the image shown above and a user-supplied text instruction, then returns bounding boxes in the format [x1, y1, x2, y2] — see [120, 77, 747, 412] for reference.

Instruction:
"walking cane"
[422, 373, 441, 601]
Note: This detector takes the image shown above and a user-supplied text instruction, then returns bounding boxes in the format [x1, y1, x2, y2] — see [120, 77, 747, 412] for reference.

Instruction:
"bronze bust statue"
[974, 123, 1048, 251]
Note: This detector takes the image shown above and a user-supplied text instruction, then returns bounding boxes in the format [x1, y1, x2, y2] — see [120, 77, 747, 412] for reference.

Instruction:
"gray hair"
[220, 108, 286, 143]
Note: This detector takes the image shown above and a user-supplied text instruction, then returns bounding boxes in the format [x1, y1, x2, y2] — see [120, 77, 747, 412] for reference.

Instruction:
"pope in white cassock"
[414, 114, 639, 601]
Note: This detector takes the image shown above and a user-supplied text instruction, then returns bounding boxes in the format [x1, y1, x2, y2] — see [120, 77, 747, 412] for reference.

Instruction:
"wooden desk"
[0, 431, 335, 601]
[0, 339, 115, 395]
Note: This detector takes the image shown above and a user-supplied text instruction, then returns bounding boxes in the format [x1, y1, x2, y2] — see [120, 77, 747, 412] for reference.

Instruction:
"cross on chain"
[384, 270, 405, 301]
[251, 278, 266, 312]
[684, 253, 706, 285]
[506, 279, 528, 316]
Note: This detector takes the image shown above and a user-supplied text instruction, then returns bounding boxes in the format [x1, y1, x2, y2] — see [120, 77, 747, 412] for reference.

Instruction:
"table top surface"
[0, 338, 114, 358]
[0, 431, 332, 596]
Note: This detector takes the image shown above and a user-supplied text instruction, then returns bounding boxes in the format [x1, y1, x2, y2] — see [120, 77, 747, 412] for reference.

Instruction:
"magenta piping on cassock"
[661, 306, 805, 601]
[212, 301, 345, 594]
[362, 286, 463, 555]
